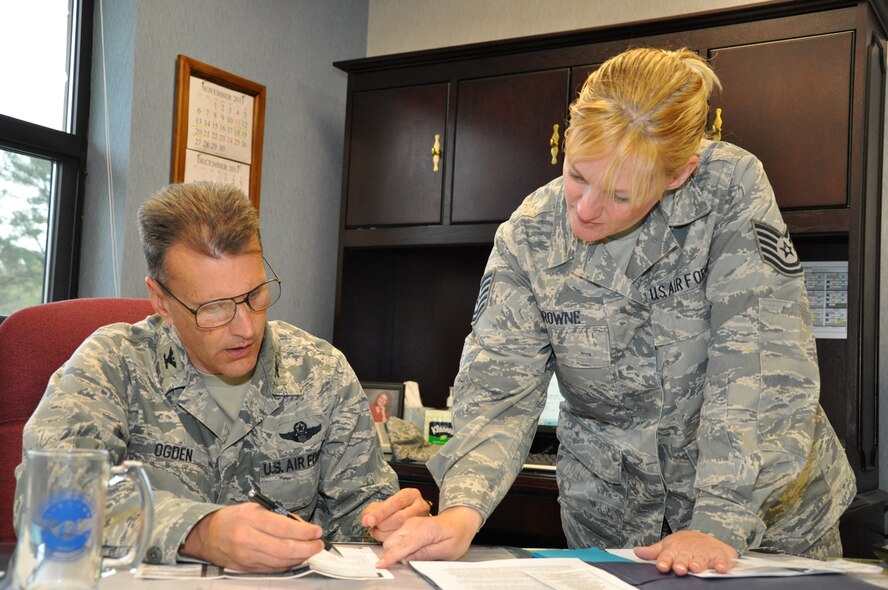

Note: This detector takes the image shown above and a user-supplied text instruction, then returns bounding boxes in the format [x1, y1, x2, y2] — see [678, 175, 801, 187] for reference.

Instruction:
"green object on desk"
[531, 547, 633, 563]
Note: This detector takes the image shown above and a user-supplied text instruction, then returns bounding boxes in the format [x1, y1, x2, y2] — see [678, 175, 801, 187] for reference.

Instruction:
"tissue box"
[423, 409, 453, 445]
[402, 406, 427, 432]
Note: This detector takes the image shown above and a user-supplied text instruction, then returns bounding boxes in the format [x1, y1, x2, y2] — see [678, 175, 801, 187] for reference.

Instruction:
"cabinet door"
[451, 69, 569, 223]
[708, 32, 853, 209]
[345, 84, 448, 227]
[570, 64, 600, 99]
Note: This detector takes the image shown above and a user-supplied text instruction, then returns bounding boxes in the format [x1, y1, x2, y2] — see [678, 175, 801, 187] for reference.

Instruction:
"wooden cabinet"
[707, 31, 853, 210]
[344, 71, 569, 229]
[345, 84, 448, 227]
[335, 0, 886, 504]
[451, 69, 569, 223]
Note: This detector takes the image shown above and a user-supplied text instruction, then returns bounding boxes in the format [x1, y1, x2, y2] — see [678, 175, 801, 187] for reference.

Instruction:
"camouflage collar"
[257, 322, 286, 391]
[660, 179, 711, 227]
[659, 142, 713, 227]
[544, 177, 681, 281]
[152, 320, 284, 395]
[572, 238, 644, 303]
[153, 318, 190, 387]
[153, 320, 282, 441]
[545, 178, 576, 270]
[626, 205, 679, 284]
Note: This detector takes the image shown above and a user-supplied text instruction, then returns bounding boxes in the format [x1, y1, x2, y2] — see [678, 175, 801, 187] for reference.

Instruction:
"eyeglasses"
[153, 258, 282, 328]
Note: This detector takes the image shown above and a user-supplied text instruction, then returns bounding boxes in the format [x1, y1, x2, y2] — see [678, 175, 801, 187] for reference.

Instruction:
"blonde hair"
[564, 47, 721, 204]
[137, 182, 261, 282]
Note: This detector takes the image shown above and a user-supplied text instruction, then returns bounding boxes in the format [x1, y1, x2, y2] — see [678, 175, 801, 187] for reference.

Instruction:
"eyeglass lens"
[195, 279, 281, 328]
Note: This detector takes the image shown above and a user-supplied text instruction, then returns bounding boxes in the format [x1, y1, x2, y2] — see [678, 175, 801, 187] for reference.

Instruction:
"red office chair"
[0, 297, 154, 543]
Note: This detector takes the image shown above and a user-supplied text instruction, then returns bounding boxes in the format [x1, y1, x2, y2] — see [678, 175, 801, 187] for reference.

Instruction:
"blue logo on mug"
[33, 488, 94, 558]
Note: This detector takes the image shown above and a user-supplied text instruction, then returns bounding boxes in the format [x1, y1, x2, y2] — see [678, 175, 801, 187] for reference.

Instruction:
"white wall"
[81, 0, 369, 340]
[367, 0, 759, 56]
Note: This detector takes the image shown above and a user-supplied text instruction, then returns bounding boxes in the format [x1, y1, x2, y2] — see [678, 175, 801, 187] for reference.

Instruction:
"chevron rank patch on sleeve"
[471, 271, 495, 324]
[752, 220, 802, 277]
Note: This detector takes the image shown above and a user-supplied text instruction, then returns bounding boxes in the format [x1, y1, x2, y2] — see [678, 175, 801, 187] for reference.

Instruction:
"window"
[0, 0, 93, 317]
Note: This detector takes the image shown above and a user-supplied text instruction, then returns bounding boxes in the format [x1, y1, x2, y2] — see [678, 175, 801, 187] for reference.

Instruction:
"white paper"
[691, 553, 882, 578]
[135, 545, 390, 581]
[527, 566, 637, 590]
[605, 548, 882, 578]
[311, 545, 393, 579]
[410, 558, 632, 590]
[135, 563, 311, 580]
[604, 549, 646, 562]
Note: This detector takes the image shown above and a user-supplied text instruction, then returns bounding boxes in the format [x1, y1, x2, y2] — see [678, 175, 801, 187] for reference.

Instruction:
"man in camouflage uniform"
[15, 183, 428, 571]
[375, 48, 855, 574]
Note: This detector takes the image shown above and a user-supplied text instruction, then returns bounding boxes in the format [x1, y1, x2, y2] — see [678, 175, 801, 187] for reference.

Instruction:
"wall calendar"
[171, 55, 266, 209]
[802, 260, 848, 339]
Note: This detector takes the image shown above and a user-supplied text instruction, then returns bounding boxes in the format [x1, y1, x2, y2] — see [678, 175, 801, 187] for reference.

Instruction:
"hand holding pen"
[179, 489, 325, 572]
[249, 486, 331, 549]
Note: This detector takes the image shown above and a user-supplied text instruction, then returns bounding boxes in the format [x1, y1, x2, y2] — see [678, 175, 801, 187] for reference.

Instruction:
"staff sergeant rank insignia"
[471, 271, 495, 325]
[752, 220, 802, 277]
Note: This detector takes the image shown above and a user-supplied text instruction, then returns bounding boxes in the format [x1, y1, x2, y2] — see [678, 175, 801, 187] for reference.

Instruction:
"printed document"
[605, 548, 882, 577]
[410, 557, 636, 590]
[135, 545, 390, 580]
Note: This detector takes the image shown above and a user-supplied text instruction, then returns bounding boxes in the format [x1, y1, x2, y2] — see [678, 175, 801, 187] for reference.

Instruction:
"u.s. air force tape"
[752, 220, 802, 277]
[471, 271, 495, 324]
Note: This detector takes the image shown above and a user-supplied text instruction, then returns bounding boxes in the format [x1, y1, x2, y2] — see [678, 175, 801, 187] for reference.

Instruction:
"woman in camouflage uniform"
[375, 47, 855, 575]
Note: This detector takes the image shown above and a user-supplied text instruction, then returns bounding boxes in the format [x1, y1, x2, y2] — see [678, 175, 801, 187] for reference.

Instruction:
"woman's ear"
[666, 155, 700, 190]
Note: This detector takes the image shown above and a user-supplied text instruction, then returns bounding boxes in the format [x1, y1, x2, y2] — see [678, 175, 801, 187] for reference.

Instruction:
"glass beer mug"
[11, 449, 154, 590]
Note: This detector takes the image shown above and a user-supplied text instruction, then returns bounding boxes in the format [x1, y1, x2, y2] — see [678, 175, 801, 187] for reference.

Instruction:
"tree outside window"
[0, 0, 92, 318]
[0, 151, 51, 316]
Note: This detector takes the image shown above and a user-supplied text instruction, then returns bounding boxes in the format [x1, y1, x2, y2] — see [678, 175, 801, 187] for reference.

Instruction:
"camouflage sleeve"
[427, 222, 551, 520]
[313, 356, 399, 540]
[689, 153, 821, 552]
[14, 332, 219, 563]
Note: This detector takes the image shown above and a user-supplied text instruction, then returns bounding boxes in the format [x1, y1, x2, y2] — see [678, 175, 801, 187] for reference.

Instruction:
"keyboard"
[523, 452, 557, 473]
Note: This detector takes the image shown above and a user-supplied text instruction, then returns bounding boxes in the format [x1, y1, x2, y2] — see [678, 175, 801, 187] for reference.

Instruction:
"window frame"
[0, 0, 94, 309]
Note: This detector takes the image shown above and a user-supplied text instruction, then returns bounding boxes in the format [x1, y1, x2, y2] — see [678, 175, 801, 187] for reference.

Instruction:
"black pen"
[248, 487, 332, 550]
[248, 487, 305, 521]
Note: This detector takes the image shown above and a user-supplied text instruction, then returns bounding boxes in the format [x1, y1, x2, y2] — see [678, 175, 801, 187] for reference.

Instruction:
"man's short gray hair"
[137, 182, 261, 282]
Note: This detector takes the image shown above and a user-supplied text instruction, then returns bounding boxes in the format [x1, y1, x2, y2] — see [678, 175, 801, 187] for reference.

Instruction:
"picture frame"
[171, 55, 266, 210]
[361, 381, 405, 423]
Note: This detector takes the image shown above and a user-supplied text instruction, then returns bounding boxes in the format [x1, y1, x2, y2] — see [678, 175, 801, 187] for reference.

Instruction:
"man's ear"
[666, 155, 699, 190]
[146, 276, 174, 326]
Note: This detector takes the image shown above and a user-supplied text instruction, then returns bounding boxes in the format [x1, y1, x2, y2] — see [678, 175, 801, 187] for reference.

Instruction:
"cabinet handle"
[711, 107, 723, 141]
[431, 134, 442, 172]
[549, 124, 560, 165]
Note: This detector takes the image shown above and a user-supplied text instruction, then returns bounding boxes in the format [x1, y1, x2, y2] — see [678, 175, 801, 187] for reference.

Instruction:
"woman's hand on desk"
[634, 530, 737, 575]
[374, 506, 483, 568]
[361, 487, 431, 541]
[179, 502, 324, 572]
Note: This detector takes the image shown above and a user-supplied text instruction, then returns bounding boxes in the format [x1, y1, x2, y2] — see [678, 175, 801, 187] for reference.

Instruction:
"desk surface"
[2, 544, 885, 589]
[96, 545, 523, 589]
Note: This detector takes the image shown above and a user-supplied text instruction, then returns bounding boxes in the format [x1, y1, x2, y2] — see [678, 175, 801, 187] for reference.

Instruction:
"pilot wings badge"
[279, 421, 321, 443]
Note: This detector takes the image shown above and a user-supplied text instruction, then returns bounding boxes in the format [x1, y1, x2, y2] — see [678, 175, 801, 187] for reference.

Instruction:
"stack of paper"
[411, 557, 637, 590]
[604, 548, 883, 578]
[135, 545, 390, 581]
